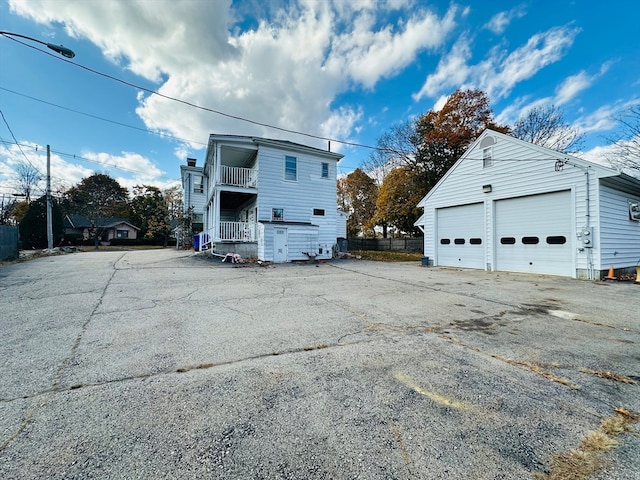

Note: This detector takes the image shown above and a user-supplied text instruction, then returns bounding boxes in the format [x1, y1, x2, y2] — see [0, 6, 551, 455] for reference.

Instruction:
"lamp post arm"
[0, 31, 75, 58]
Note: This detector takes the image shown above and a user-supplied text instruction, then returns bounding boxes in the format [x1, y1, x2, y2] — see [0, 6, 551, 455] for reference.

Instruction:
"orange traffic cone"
[604, 265, 617, 280]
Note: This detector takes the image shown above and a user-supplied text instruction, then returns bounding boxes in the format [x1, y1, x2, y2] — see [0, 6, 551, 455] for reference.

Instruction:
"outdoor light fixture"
[1, 31, 76, 249]
[482, 184, 492, 193]
[0, 31, 75, 58]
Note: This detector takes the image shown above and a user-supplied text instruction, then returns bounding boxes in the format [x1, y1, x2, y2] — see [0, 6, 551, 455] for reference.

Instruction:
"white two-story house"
[179, 158, 207, 243]
[202, 134, 344, 262]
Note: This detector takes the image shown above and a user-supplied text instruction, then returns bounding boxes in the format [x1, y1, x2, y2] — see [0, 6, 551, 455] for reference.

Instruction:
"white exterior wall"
[256, 144, 338, 261]
[181, 166, 206, 216]
[418, 130, 625, 278]
[598, 185, 640, 268]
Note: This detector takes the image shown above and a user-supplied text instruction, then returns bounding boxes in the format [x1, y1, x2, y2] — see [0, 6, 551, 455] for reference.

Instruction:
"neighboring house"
[180, 157, 206, 233]
[415, 129, 640, 279]
[63, 214, 140, 243]
[201, 134, 344, 262]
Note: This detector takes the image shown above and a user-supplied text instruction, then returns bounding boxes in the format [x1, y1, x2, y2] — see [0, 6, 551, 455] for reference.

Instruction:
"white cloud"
[82, 151, 164, 184]
[482, 26, 581, 99]
[8, 0, 458, 157]
[484, 6, 526, 34]
[575, 143, 618, 169]
[413, 37, 472, 100]
[555, 63, 612, 106]
[0, 141, 94, 195]
[415, 24, 581, 103]
[555, 72, 593, 106]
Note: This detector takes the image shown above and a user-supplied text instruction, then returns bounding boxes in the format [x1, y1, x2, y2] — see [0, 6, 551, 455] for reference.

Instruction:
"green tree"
[337, 168, 378, 237]
[63, 173, 130, 248]
[129, 185, 173, 246]
[415, 88, 509, 191]
[18, 195, 64, 249]
[374, 166, 424, 236]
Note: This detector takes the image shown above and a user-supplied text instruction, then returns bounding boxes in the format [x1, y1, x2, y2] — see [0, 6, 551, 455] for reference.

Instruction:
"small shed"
[415, 129, 640, 279]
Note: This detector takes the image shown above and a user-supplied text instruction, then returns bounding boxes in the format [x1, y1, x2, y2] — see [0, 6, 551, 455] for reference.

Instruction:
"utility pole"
[46, 144, 53, 249]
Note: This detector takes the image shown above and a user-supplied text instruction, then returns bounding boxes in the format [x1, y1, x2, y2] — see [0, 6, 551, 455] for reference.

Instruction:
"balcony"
[219, 221, 256, 242]
[220, 165, 257, 188]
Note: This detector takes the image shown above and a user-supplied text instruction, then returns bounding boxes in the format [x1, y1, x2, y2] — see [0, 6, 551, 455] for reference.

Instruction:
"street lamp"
[1, 31, 75, 249]
[0, 31, 75, 58]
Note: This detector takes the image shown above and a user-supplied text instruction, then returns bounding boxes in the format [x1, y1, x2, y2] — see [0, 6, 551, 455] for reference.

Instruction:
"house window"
[321, 162, 329, 178]
[116, 230, 128, 239]
[482, 147, 493, 168]
[193, 175, 204, 193]
[272, 208, 284, 222]
[440, 238, 451, 245]
[313, 208, 325, 216]
[285, 156, 297, 181]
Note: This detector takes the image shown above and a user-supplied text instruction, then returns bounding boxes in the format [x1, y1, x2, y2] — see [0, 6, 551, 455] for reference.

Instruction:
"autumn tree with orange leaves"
[414, 88, 509, 191]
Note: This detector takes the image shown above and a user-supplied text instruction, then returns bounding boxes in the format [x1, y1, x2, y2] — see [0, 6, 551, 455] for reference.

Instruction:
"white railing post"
[219, 166, 257, 188]
[218, 221, 256, 241]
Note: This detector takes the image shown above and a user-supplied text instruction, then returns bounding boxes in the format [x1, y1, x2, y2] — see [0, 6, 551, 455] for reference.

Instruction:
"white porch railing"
[219, 221, 256, 242]
[220, 165, 257, 188]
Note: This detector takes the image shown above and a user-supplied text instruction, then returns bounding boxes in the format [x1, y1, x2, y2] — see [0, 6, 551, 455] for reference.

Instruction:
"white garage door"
[495, 191, 573, 276]
[436, 203, 485, 269]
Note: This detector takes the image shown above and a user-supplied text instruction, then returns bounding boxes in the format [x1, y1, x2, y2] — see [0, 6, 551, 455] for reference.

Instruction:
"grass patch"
[579, 367, 637, 384]
[350, 250, 423, 262]
[492, 355, 580, 390]
[534, 408, 639, 480]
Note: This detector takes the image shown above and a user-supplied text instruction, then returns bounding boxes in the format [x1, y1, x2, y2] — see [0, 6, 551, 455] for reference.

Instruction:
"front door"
[273, 227, 288, 263]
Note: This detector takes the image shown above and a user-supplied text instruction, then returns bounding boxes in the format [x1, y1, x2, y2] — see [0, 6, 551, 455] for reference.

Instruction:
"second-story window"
[285, 156, 297, 181]
[193, 175, 204, 193]
[321, 162, 329, 178]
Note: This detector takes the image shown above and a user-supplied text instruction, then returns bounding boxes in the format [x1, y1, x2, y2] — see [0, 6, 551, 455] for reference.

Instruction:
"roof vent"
[186, 158, 197, 167]
[479, 136, 497, 149]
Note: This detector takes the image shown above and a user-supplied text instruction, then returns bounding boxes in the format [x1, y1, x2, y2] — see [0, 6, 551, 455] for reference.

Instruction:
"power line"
[3, 34, 379, 152]
[0, 87, 208, 147]
[0, 110, 43, 174]
[0, 139, 177, 181]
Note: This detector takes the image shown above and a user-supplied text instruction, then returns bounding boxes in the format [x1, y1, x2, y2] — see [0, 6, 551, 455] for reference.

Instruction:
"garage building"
[414, 129, 640, 279]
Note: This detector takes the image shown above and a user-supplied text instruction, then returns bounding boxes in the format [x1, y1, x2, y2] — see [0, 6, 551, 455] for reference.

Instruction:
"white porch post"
[214, 189, 221, 241]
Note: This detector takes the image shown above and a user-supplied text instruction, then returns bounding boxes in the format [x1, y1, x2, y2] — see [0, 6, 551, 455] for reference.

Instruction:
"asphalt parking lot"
[0, 248, 638, 479]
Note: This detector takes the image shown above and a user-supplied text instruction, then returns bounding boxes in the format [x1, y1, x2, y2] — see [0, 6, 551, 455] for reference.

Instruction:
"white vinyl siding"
[598, 185, 640, 268]
[256, 145, 338, 261]
[416, 130, 636, 278]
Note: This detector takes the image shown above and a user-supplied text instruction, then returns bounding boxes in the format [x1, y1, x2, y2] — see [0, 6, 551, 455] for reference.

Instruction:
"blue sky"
[1, 0, 639, 199]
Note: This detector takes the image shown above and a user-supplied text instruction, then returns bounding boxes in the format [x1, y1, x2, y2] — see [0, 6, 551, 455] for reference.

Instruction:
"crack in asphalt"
[0, 253, 126, 453]
[0, 338, 378, 404]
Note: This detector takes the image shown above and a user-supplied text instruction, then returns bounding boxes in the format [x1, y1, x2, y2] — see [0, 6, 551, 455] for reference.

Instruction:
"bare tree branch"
[512, 105, 584, 153]
[606, 102, 640, 176]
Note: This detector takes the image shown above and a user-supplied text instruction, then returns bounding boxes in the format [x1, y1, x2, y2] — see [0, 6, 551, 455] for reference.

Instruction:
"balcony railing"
[220, 165, 257, 188]
[219, 221, 256, 242]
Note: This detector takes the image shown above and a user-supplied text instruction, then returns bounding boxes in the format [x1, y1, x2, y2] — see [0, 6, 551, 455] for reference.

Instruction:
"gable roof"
[417, 128, 630, 208]
[208, 134, 344, 162]
[64, 214, 140, 230]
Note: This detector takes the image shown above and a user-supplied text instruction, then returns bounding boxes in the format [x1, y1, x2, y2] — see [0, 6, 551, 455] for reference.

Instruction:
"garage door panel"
[436, 203, 484, 269]
[495, 191, 572, 276]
